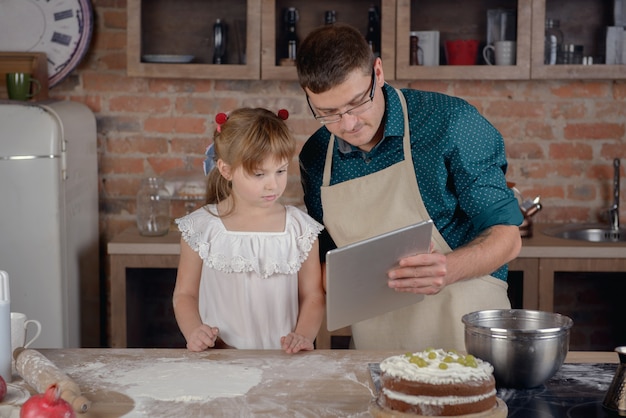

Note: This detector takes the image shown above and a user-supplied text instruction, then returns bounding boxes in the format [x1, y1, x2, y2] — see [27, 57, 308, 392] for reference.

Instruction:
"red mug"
[445, 40, 480, 65]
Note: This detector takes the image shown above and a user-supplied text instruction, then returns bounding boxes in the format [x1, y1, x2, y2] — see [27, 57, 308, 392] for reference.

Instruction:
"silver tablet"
[325, 220, 433, 331]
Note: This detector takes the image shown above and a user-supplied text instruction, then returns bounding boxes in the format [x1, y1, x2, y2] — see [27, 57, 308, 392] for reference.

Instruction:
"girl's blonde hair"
[205, 108, 295, 216]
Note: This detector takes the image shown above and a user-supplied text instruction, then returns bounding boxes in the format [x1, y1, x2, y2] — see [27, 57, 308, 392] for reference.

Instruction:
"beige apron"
[320, 88, 510, 351]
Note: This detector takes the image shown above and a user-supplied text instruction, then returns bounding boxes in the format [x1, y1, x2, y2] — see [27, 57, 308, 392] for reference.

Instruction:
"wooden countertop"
[107, 226, 181, 255]
[108, 224, 626, 259]
[1, 349, 619, 418]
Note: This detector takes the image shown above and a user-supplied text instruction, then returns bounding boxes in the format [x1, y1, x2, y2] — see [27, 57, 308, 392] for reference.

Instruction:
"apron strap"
[394, 88, 452, 253]
[322, 134, 334, 187]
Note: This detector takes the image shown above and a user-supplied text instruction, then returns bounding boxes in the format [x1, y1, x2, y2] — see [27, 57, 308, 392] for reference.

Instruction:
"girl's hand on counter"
[186, 325, 219, 352]
[281, 332, 314, 354]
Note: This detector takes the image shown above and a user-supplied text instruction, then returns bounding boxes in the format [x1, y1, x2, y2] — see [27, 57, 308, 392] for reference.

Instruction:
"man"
[296, 24, 523, 350]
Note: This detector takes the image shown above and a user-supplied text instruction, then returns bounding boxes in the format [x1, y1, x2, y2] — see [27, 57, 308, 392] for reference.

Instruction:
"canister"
[558, 44, 584, 64]
[136, 177, 171, 236]
[0, 270, 11, 382]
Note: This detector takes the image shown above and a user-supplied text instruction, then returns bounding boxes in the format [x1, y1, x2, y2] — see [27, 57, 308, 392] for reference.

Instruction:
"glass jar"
[544, 19, 563, 65]
[163, 158, 206, 215]
[136, 177, 171, 236]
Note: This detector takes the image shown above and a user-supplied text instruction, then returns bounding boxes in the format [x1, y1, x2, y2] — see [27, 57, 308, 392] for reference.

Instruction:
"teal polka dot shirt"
[299, 83, 523, 280]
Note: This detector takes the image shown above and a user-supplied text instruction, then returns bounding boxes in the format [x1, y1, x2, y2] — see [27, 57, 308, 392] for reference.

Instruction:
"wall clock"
[0, 0, 94, 87]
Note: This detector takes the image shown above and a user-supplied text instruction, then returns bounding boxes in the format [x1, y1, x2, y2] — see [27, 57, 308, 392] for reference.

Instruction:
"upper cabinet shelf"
[127, 0, 261, 80]
[260, 0, 396, 80]
[531, 0, 626, 79]
[126, 0, 625, 81]
[395, 0, 532, 80]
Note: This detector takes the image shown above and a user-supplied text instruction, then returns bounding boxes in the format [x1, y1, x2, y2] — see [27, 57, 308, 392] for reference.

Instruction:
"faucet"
[609, 158, 620, 231]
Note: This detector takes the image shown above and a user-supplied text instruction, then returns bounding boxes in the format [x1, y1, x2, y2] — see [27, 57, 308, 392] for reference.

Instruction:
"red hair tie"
[215, 113, 228, 132]
[277, 109, 289, 120]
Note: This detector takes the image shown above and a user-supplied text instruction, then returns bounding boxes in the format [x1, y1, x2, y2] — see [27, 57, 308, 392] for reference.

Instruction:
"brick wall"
[58, 13, 626, 253]
[48, 2, 623, 348]
[51, 2, 623, 248]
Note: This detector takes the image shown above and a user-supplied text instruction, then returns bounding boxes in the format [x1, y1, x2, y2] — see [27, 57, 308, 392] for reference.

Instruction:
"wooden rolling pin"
[14, 347, 91, 413]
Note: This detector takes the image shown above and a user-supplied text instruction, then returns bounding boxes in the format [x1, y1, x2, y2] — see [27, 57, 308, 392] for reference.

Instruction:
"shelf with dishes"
[394, 0, 532, 80]
[126, 0, 626, 81]
[127, 0, 261, 79]
[530, 0, 626, 80]
[0, 52, 49, 101]
[394, 0, 625, 81]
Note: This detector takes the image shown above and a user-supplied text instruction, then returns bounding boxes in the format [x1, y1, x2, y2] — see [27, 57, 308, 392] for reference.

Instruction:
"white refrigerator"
[0, 100, 99, 348]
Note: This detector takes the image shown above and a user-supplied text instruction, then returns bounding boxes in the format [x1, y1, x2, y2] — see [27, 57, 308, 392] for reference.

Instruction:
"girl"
[172, 108, 325, 354]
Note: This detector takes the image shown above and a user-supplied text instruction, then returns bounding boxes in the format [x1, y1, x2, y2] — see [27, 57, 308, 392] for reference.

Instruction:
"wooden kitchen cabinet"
[395, 0, 532, 80]
[127, 0, 261, 79]
[537, 258, 626, 312]
[514, 223, 626, 312]
[508, 257, 540, 309]
[108, 224, 626, 348]
[126, 0, 624, 81]
[0, 52, 49, 101]
[531, 0, 626, 79]
[260, 0, 396, 80]
[108, 227, 181, 348]
[395, 0, 625, 80]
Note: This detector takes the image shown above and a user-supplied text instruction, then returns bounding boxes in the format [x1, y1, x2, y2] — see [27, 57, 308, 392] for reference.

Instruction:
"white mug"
[483, 40, 516, 65]
[11, 312, 42, 353]
[410, 31, 440, 66]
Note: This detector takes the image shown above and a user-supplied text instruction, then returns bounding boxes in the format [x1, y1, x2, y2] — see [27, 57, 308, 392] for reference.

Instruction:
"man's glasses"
[307, 69, 376, 125]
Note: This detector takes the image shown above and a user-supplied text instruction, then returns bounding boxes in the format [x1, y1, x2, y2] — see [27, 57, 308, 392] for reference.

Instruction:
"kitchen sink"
[543, 224, 626, 243]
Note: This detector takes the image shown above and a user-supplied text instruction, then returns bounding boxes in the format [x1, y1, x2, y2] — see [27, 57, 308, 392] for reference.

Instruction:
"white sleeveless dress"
[176, 204, 323, 349]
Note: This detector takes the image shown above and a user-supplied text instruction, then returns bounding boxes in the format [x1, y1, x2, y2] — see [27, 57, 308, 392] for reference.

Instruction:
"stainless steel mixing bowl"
[462, 309, 573, 388]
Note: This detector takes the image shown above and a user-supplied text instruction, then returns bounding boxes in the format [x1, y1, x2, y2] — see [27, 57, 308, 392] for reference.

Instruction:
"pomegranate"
[20, 384, 76, 418]
[0, 374, 6, 401]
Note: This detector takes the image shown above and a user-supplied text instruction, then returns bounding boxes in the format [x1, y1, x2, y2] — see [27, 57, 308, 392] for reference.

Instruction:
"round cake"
[378, 348, 497, 416]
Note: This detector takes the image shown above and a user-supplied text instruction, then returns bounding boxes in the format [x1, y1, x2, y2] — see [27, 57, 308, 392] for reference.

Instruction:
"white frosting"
[382, 387, 497, 406]
[379, 348, 493, 384]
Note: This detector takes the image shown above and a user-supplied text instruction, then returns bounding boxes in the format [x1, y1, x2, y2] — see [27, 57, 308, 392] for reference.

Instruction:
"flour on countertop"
[63, 357, 262, 402]
[58, 352, 372, 417]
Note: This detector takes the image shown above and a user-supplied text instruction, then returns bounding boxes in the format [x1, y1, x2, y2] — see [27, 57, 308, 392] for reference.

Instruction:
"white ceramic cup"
[483, 40, 516, 65]
[410, 31, 440, 66]
[11, 312, 42, 353]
